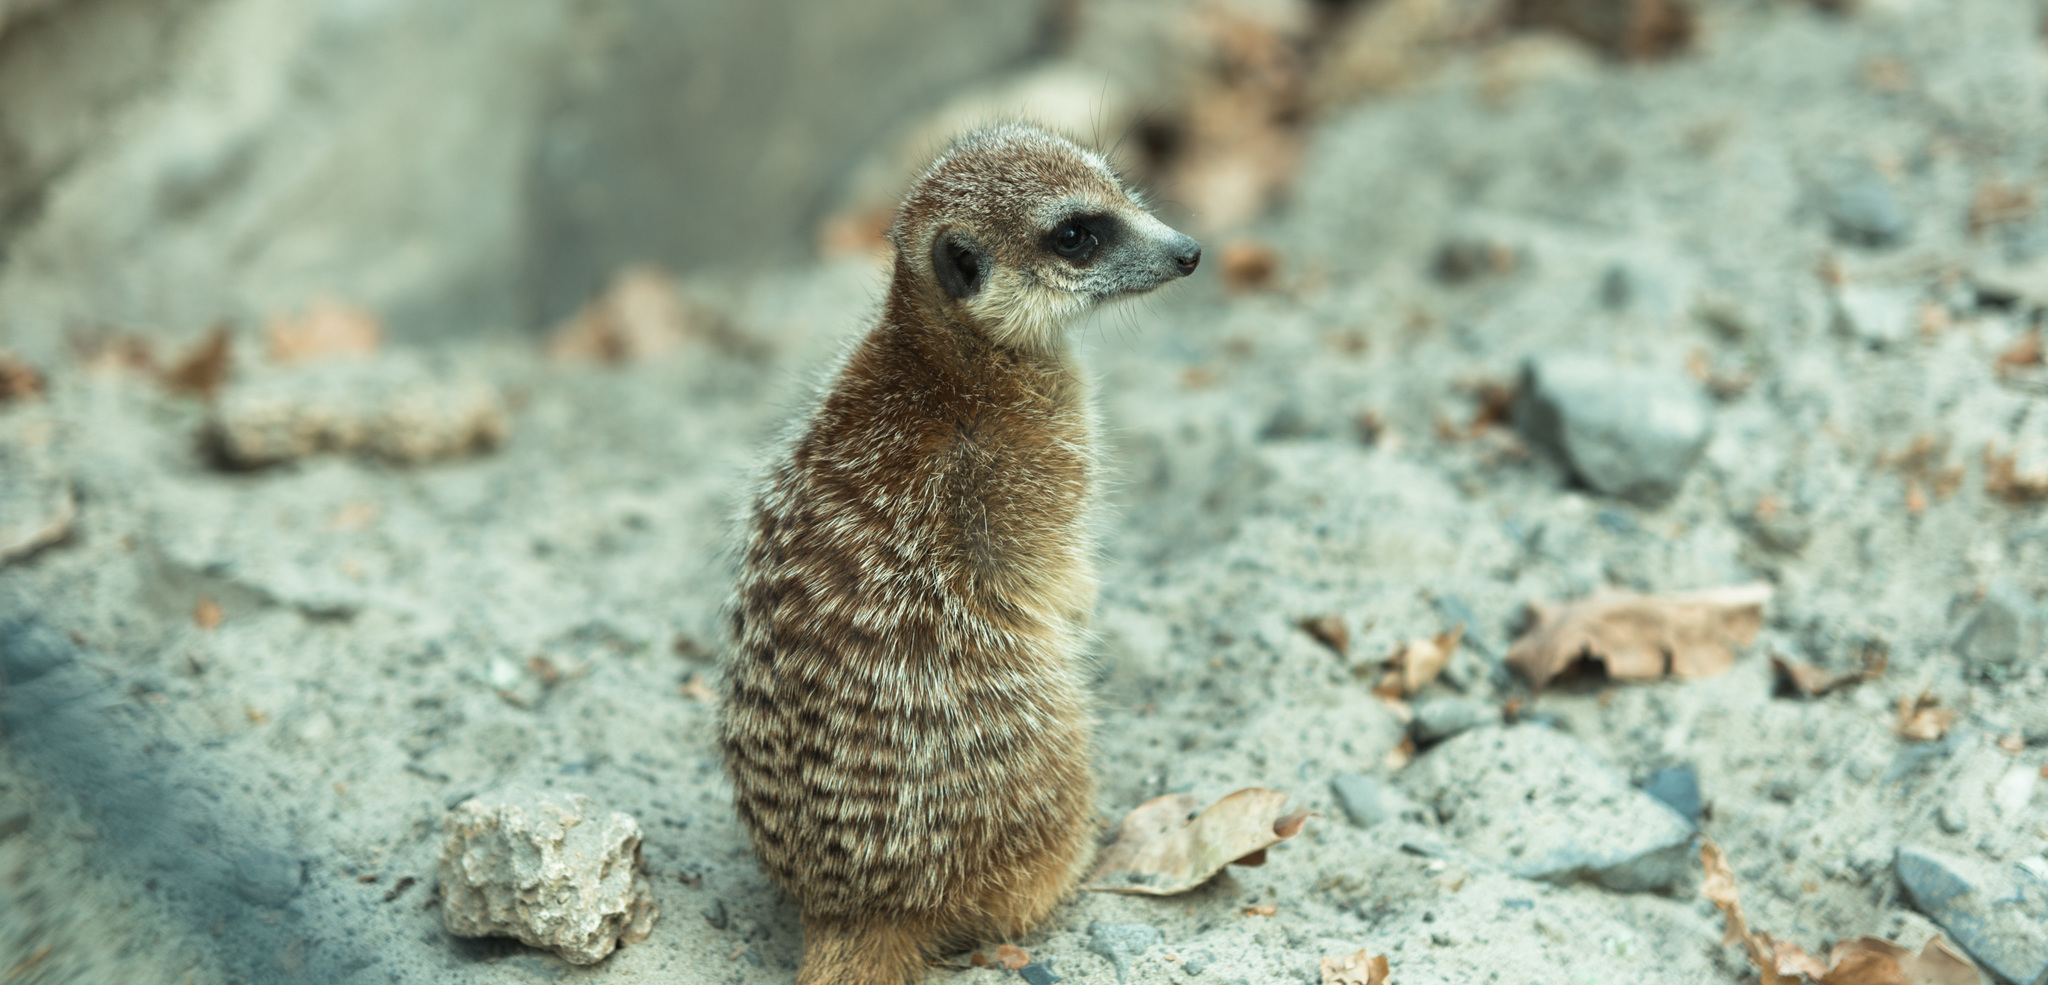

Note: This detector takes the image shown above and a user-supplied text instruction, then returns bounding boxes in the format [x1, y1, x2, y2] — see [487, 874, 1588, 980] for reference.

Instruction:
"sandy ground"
[3, 1, 2048, 983]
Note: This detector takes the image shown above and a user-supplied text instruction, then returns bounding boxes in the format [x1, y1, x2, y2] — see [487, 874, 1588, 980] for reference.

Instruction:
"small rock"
[1401, 725, 1695, 893]
[1513, 354, 1713, 504]
[1640, 766, 1701, 825]
[1330, 772, 1423, 829]
[232, 849, 304, 906]
[1181, 950, 1212, 976]
[1895, 845, 2048, 985]
[1936, 802, 1969, 835]
[1019, 960, 1063, 985]
[1411, 697, 1499, 744]
[1955, 581, 2041, 674]
[207, 355, 509, 468]
[438, 787, 657, 965]
[1825, 170, 1909, 248]
[1088, 921, 1163, 982]
[0, 617, 77, 685]
[1830, 285, 1919, 349]
[701, 899, 728, 930]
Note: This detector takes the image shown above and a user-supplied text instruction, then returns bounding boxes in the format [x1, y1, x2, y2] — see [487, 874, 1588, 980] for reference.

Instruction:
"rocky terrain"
[3, 0, 2047, 984]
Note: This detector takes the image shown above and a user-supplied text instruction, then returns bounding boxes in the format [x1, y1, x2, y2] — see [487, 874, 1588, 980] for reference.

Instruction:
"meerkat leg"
[797, 913, 937, 985]
[977, 829, 1096, 940]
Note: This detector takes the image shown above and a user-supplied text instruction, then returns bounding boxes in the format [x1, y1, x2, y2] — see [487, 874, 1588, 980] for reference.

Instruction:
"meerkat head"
[888, 123, 1202, 346]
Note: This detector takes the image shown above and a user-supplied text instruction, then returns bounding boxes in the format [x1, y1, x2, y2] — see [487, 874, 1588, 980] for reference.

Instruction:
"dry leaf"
[1506, 584, 1772, 690]
[1221, 241, 1280, 291]
[1320, 949, 1390, 985]
[1300, 615, 1350, 656]
[162, 325, 233, 399]
[1374, 628, 1463, 697]
[1085, 789, 1312, 895]
[1506, 0, 1696, 61]
[1895, 693, 1956, 742]
[1820, 937, 1982, 985]
[679, 676, 715, 702]
[0, 351, 45, 403]
[1773, 651, 1885, 698]
[1243, 904, 1277, 917]
[194, 597, 223, 631]
[1383, 735, 1416, 771]
[1970, 181, 2036, 235]
[1995, 330, 2042, 377]
[548, 266, 723, 363]
[1984, 444, 2048, 503]
[993, 945, 1029, 971]
[265, 297, 383, 364]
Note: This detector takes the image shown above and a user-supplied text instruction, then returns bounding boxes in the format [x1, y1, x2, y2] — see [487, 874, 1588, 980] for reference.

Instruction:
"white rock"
[438, 788, 657, 965]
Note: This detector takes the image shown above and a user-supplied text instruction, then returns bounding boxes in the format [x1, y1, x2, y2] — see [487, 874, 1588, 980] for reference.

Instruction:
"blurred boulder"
[1513, 354, 1712, 504]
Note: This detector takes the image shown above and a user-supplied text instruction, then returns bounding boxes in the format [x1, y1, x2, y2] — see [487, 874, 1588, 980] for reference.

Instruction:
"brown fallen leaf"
[1772, 650, 1886, 698]
[1085, 789, 1312, 895]
[0, 350, 45, 403]
[679, 676, 715, 702]
[1704, 840, 1983, 985]
[194, 596, 223, 631]
[1970, 181, 2036, 235]
[1243, 903, 1277, 917]
[1300, 615, 1350, 656]
[1373, 627, 1463, 697]
[1506, 584, 1772, 690]
[265, 297, 383, 364]
[1984, 443, 2048, 503]
[1896, 692, 1956, 742]
[1221, 241, 1280, 292]
[993, 945, 1029, 971]
[1994, 330, 2042, 377]
[161, 324, 233, 399]
[549, 266, 728, 363]
[1506, 0, 1696, 61]
[1320, 949, 1390, 985]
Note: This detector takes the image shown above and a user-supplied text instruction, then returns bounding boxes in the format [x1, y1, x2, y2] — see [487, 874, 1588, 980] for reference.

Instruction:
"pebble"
[1894, 845, 2048, 985]
[437, 788, 657, 965]
[1401, 725, 1695, 893]
[1640, 765, 1701, 825]
[1512, 354, 1713, 504]
[1330, 772, 1423, 829]
[1955, 580, 2040, 675]
[1019, 960, 1062, 985]
[1180, 950, 1212, 976]
[231, 848, 304, 906]
[1825, 170, 1909, 248]
[1830, 285, 1919, 349]
[207, 355, 509, 468]
[1088, 922, 1163, 982]
[1936, 802, 1969, 835]
[1411, 697, 1500, 744]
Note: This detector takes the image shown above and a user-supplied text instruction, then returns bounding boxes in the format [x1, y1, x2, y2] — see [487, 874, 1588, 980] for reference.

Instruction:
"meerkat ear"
[932, 230, 989, 300]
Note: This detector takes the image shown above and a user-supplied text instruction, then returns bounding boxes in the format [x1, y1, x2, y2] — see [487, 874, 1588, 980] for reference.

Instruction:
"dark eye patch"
[1043, 212, 1123, 266]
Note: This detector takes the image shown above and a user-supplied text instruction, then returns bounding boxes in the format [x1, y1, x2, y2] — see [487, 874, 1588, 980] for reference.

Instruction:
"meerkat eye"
[1050, 221, 1094, 259]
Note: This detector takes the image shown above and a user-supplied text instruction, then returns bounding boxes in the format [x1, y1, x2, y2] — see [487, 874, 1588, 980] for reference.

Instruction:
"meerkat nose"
[1170, 235, 1202, 276]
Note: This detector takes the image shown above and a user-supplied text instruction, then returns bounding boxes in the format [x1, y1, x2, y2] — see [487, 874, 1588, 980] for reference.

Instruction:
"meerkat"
[719, 123, 1201, 985]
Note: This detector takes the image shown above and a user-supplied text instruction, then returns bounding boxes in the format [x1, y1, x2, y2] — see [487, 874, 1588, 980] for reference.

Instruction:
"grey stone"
[231, 849, 303, 906]
[1830, 285, 1919, 349]
[1640, 766, 1701, 825]
[1956, 581, 2042, 673]
[1181, 950, 1212, 976]
[1411, 697, 1500, 744]
[439, 788, 657, 965]
[1330, 772, 1424, 829]
[0, 617, 76, 685]
[1401, 725, 1696, 893]
[1895, 845, 2048, 985]
[1088, 921, 1163, 982]
[1825, 170, 1909, 248]
[1513, 354, 1713, 504]
[1937, 802, 1969, 835]
[1020, 960, 1063, 985]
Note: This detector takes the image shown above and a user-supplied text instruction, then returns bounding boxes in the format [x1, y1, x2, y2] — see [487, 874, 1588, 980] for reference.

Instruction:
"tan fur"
[720, 124, 1199, 985]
